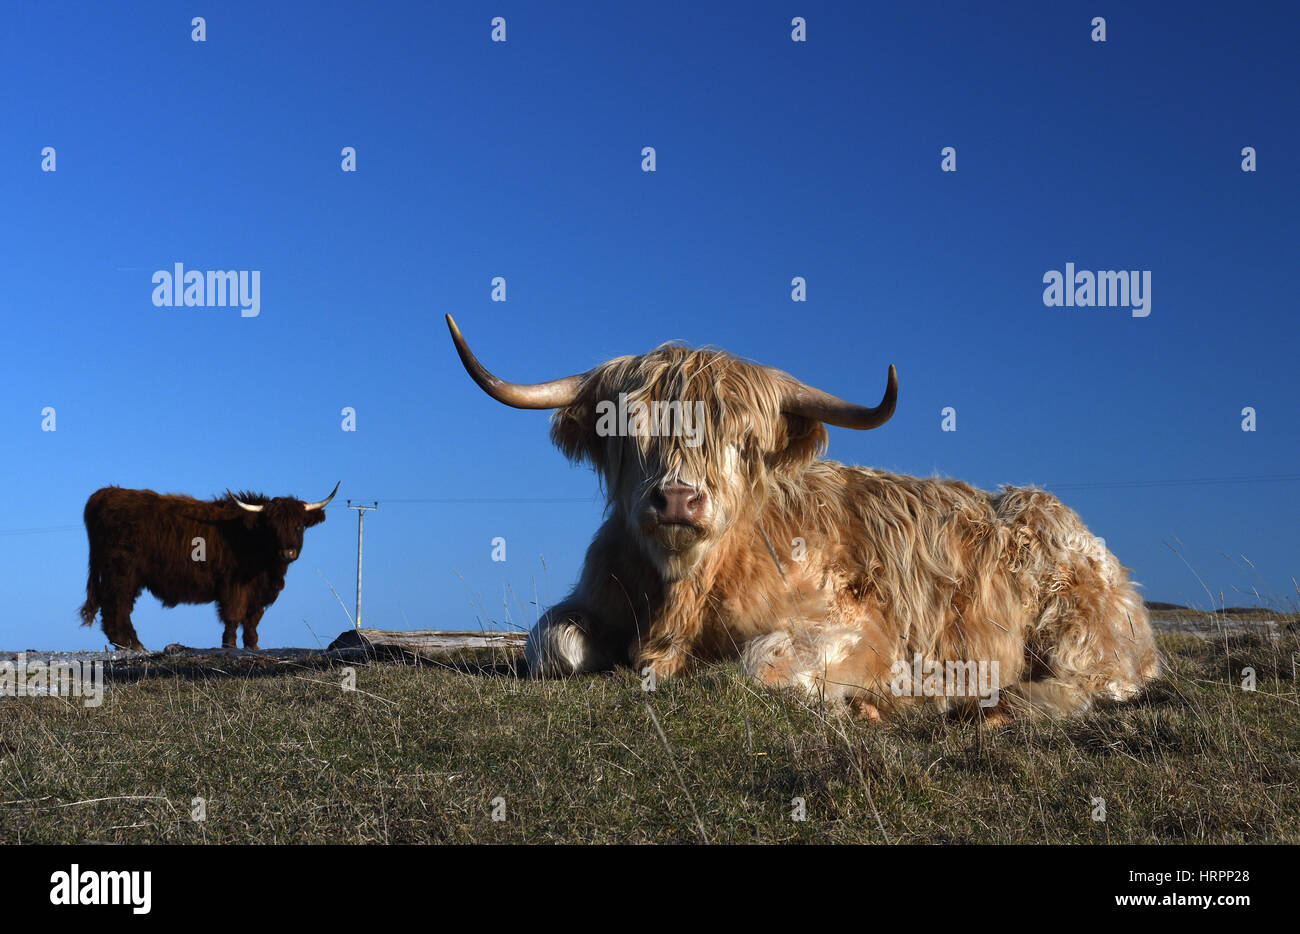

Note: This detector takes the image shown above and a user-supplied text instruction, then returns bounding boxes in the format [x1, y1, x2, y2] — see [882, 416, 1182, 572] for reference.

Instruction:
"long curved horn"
[227, 489, 263, 512]
[304, 481, 340, 511]
[446, 314, 584, 409]
[778, 364, 897, 430]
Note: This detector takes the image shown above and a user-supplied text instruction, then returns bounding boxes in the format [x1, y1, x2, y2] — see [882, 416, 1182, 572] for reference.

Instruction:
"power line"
[0, 522, 80, 538]
[1047, 473, 1300, 491]
[379, 497, 598, 504]
[1, 474, 1296, 537]
[0, 498, 598, 536]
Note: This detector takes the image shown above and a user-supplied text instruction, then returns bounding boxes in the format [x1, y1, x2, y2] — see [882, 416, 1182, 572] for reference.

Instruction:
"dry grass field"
[2, 609, 1297, 844]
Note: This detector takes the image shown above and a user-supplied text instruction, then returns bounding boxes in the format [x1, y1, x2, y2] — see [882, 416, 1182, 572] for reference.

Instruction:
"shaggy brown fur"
[79, 487, 329, 650]
[482, 343, 1158, 723]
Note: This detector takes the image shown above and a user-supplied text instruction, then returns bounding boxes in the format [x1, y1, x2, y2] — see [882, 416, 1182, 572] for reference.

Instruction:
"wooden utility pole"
[346, 500, 378, 628]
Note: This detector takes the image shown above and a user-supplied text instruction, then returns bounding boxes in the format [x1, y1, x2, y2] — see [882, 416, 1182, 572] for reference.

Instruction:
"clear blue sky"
[2, 1, 1297, 650]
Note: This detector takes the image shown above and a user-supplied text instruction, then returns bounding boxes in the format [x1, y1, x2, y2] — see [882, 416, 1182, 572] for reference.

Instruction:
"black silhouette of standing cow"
[79, 483, 338, 650]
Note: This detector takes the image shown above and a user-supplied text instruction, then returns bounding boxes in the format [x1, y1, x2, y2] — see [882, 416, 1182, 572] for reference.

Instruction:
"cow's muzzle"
[281, 549, 298, 561]
[651, 483, 707, 525]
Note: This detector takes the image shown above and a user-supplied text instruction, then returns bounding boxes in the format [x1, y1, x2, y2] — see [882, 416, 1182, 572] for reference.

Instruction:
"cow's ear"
[549, 405, 598, 466]
[768, 414, 828, 471]
[303, 510, 327, 528]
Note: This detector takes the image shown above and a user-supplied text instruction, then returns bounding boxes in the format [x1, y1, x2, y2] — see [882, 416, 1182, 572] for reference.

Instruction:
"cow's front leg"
[526, 605, 621, 677]
[634, 603, 705, 679]
[634, 637, 693, 680]
[241, 606, 265, 650]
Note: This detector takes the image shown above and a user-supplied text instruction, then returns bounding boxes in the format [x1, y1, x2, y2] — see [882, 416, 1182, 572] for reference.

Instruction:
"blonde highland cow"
[448, 315, 1158, 724]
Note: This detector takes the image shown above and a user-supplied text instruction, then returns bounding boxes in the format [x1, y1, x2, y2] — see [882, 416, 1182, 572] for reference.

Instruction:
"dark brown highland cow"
[79, 483, 338, 650]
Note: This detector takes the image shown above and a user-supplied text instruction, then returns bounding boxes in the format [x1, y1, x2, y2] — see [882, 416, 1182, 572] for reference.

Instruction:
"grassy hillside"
[2, 622, 1297, 844]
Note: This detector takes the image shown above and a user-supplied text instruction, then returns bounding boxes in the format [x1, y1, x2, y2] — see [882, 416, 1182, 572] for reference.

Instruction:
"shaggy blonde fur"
[522, 344, 1158, 723]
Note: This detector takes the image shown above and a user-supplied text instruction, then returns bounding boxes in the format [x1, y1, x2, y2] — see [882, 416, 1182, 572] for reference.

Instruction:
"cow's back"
[83, 488, 222, 591]
[84, 486, 167, 544]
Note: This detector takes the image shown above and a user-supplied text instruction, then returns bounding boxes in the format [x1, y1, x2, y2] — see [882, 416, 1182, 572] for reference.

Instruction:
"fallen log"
[327, 628, 527, 659]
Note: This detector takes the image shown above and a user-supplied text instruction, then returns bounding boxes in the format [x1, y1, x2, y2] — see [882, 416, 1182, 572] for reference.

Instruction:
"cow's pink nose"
[282, 549, 298, 560]
[654, 484, 706, 523]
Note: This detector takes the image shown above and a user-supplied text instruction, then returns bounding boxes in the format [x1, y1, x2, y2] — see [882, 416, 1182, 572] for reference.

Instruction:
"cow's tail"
[78, 589, 98, 626]
[79, 492, 104, 626]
